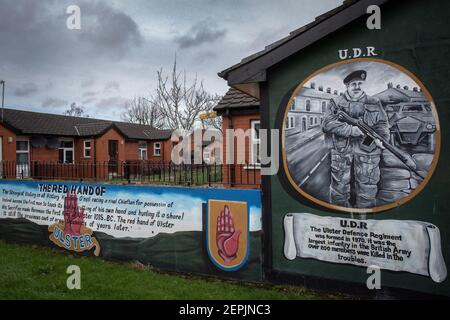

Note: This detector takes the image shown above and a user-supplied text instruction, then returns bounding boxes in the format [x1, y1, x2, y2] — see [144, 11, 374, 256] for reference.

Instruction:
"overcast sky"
[0, 0, 342, 120]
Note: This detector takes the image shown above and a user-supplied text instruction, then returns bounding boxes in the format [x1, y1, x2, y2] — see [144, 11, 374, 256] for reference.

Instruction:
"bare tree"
[200, 104, 223, 132]
[63, 102, 89, 117]
[149, 58, 221, 131]
[121, 97, 164, 128]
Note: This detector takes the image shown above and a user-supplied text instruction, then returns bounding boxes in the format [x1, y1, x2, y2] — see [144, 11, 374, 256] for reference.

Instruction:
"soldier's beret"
[343, 70, 367, 85]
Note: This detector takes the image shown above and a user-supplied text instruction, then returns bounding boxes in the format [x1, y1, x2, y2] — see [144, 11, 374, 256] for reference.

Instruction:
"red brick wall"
[124, 140, 172, 162]
[0, 124, 18, 178]
[31, 147, 59, 162]
[75, 138, 94, 162]
[0, 124, 17, 162]
[222, 113, 261, 188]
[125, 141, 139, 160]
[147, 141, 163, 162]
[95, 128, 125, 163]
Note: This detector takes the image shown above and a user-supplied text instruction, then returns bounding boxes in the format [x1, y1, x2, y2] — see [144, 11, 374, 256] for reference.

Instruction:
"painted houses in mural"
[286, 83, 341, 135]
[0, 108, 174, 179]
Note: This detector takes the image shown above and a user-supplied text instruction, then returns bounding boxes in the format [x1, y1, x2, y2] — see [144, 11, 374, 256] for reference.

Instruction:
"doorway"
[16, 139, 29, 178]
[108, 140, 119, 175]
[302, 118, 307, 133]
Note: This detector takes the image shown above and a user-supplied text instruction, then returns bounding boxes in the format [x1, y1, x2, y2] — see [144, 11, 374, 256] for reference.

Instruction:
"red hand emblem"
[216, 205, 241, 263]
[63, 192, 85, 236]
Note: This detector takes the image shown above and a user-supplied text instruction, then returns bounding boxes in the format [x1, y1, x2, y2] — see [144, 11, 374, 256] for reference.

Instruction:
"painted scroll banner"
[283, 213, 447, 283]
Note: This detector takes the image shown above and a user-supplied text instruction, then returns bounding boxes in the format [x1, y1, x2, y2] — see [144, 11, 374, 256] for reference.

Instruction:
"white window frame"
[59, 139, 74, 164]
[203, 147, 210, 164]
[138, 142, 147, 160]
[153, 142, 161, 156]
[16, 138, 30, 177]
[250, 120, 261, 166]
[83, 140, 92, 158]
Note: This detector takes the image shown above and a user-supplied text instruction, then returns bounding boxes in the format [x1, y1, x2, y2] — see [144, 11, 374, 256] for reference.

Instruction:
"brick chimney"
[387, 82, 393, 89]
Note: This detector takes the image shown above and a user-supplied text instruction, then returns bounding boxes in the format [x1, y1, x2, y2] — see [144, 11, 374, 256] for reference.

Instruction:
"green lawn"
[0, 241, 345, 300]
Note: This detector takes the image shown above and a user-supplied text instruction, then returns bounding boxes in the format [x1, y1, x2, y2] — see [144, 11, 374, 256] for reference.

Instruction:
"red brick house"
[214, 88, 261, 187]
[0, 108, 173, 179]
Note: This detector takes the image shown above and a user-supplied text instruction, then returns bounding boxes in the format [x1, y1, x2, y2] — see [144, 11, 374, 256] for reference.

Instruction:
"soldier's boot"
[354, 153, 381, 208]
[330, 150, 352, 207]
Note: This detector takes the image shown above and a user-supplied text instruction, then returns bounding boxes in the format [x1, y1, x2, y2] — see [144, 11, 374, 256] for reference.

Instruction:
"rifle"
[335, 110, 425, 180]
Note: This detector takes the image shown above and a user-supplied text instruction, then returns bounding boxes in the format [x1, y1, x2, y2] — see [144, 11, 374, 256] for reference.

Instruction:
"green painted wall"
[267, 0, 450, 296]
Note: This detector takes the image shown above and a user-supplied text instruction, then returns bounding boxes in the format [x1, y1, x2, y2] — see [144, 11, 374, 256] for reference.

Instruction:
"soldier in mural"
[284, 60, 439, 211]
[322, 70, 389, 208]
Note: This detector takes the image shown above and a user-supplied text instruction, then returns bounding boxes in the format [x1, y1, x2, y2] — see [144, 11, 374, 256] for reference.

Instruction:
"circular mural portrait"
[282, 59, 440, 213]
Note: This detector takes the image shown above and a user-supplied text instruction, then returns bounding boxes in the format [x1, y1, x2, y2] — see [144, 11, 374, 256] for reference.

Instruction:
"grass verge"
[0, 241, 348, 300]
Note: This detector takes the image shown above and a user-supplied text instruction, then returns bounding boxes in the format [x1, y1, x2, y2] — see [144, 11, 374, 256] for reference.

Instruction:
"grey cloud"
[96, 96, 128, 109]
[13, 83, 39, 97]
[41, 97, 69, 108]
[0, 0, 143, 69]
[81, 79, 95, 88]
[175, 18, 226, 49]
[0, 0, 342, 121]
[104, 81, 120, 91]
[79, 1, 143, 57]
[82, 97, 97, 105]
[83, 91, 98, 97]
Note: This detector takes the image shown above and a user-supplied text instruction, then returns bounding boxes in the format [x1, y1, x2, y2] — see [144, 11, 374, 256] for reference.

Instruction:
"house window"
[59, 140, 74, 163]
[250, 120, 260, 165]
[139, 142, 147, 160]
[154, 142, 161, 156]
[306, 100, 311, 112]
[322, 101, 327, 113]
[285, 116, 295, 129]
[16, 140, 29, 165]
[16, 139, 30, 178]
[203, 147, 210, 164]
[310, 117, 313, 126]
[314, 117, 318, 124]
[83, 140, 91, 158]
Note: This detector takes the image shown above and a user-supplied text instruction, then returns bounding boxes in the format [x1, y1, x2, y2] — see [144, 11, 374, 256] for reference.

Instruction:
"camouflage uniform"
[322, 92, 389, 208]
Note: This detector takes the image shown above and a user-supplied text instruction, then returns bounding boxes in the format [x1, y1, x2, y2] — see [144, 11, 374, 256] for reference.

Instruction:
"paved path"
[286, 127, 323, 153]
[286, 132, 331, 202]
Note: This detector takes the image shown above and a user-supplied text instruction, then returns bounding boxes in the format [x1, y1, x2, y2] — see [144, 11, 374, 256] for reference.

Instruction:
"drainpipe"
[226, 108, 234, 187]
[93, 136, 97, 180]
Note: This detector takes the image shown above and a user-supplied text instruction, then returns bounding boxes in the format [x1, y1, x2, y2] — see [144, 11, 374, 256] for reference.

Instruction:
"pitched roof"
[374, 87, 427, 104]
[219, 0, 389, 86]
[1, 108, 173, 141]
[392, 88, 425, 99]
[214, 88, 260, 112]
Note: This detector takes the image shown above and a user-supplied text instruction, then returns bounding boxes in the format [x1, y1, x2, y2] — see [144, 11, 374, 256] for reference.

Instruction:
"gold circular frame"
[281, 58, 441, 214]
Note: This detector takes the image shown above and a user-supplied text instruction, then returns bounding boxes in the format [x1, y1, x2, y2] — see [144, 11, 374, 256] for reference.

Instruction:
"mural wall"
[267, 0, 450, 297]
[0, 180, 262, 281]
